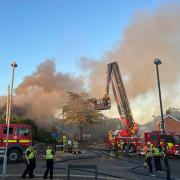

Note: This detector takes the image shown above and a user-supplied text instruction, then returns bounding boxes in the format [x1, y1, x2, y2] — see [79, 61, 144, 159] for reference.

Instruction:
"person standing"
[146, 149, 153, 173]
[73, 137, 78, 154]
[62, 135, 68, 153]
[153, 145, 162, 171]
[21, 145, 35, 178]
[143, 144, 148, 168]
[67, 137, 72, 152]
[43, 144, 55, 179]
[145, 143, 153, 173]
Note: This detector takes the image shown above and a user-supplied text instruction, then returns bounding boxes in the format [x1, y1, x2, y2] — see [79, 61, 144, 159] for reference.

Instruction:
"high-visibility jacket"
[153, 147, 160, 156]
[26, 148, 35, 160]
[63, 136, 68, 145]
[146, 151, 151, 158]
[45, 149, 54, 160]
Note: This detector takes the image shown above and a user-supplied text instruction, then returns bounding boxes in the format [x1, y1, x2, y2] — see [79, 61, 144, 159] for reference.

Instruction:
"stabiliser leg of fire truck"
[93, 62, 140, 153]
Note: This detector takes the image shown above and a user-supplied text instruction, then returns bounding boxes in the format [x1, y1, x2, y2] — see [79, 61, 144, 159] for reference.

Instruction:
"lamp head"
[11, 61, 17, 68]
[154, 58, 162, 65]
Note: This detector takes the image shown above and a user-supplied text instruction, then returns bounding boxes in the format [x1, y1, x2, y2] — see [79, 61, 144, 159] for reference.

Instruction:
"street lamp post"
[2, 61, 17, 179]
[154, 58, 171, 180]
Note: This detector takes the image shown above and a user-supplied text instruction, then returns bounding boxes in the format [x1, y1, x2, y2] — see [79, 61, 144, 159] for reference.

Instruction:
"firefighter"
[21, 145, 35, 178]
[73, 137, 78, 154]
[116, 141, 122, 158]
[145, 148, 153, 173]
[43, 144, 55, 179]
[62, 135, 68, 153]
[144, 142, 153, 173]
[143, 144, 148, 168]
[67, 137, 72, 152]
[153, 144, 162, 171]
[158, 142, 165, 157]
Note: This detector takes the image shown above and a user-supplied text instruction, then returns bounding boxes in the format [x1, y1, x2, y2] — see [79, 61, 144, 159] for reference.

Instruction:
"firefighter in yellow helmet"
[43, 144, 55, 179]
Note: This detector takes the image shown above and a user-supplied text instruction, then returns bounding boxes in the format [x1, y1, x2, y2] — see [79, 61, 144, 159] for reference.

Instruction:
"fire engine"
[0, 123, 32, 162]
[92, 61, 141, 152]
[143, 131, 180, 156]
[92, 61, 180, 155]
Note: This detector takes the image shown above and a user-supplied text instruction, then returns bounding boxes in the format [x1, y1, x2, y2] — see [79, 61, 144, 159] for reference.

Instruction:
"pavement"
[0, 149, 180, 180]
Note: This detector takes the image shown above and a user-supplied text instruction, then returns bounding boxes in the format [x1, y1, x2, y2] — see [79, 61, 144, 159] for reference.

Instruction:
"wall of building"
[157, 116, 180, 134]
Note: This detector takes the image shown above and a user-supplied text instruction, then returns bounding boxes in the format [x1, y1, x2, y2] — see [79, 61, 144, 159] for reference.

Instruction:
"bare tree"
[62, 92, 104, 140]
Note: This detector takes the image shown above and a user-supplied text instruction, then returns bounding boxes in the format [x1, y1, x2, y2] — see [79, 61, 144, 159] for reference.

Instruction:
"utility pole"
[2, 61, 17, 179]
[154, 58, 171, 180]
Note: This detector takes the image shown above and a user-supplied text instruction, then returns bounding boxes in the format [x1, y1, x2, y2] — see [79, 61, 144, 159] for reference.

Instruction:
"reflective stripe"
[19, 140, 31, 143]
[3, 140, 17, 143]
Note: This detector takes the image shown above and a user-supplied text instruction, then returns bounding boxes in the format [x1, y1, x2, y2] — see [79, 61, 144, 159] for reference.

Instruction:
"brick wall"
[157, 116, 180, 134]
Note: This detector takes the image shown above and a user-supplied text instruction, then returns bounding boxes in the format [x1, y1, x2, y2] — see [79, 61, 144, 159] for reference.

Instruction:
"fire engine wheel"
[8, 149, 21, 162]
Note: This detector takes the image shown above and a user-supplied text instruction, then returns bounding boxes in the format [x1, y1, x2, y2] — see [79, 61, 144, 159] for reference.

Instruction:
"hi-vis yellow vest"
[26, 149, 35, 160]
[45, 149, 54, 160]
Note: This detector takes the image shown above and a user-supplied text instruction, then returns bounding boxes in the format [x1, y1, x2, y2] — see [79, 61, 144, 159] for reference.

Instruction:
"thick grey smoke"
[80, 2, 180, 124]
[13, 60, 84, 127]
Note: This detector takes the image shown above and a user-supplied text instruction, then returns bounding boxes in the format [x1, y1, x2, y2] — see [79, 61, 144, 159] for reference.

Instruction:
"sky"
[0, 0, 172, 95]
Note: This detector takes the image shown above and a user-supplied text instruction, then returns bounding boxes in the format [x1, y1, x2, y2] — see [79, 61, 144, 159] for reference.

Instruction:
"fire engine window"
[3, 127, 13, 134]
[15, 128, 29, 136]
[19, 128, 29, 135]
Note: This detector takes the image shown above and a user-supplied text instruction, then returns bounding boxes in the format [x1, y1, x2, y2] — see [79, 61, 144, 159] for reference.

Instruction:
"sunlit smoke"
[80, 2, 180, 124]
[14, 60, 84, 127]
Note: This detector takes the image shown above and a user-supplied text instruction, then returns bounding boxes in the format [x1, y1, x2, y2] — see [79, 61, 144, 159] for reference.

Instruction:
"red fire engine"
[0, 123, 32, 162]
[143, 131, 180, 156]
[92, 61, 141, 152]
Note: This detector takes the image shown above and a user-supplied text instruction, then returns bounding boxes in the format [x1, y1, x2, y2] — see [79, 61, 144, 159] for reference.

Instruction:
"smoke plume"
[13, 60, 84, 127]
[80, 2, 180, 124]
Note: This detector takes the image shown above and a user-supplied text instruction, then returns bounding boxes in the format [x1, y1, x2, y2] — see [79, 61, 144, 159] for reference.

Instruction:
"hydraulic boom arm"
[93, 62, 138, 136]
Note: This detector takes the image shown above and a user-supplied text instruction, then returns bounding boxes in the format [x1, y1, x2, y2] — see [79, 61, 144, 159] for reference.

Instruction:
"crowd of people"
[144, 142, 165, 173]
[61, 135, 79, 154]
